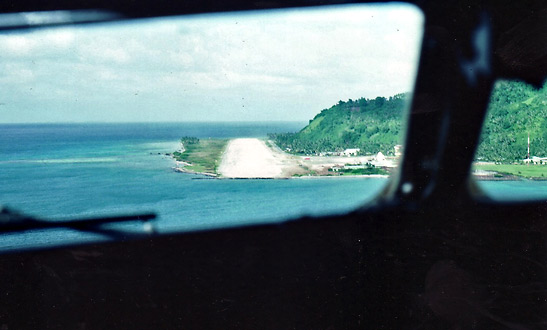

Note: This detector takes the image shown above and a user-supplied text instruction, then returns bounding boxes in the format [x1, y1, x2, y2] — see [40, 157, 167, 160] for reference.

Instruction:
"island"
[173, 79, 547, 179]
[173, 137, 391, 179]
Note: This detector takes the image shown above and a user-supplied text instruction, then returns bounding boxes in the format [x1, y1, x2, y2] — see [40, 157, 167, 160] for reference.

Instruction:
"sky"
[0, 4, 423, 123]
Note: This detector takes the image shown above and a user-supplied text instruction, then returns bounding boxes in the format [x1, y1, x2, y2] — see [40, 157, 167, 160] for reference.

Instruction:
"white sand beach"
[218, 138, 303, 178]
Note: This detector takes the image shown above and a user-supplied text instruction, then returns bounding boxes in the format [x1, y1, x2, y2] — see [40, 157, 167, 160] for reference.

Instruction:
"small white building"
[343, 148, 360, 156]
[375, 152, 386, 162]
[523, 156, 547, 164]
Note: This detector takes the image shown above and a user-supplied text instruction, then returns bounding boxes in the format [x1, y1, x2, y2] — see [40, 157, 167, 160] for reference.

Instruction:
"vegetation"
[173, 138, 227, 174]
[171, 80, 547, 178]
[180, 136, 200, 147]
[476, 80, 547, 162]
[331, 163, 389, 176]
[269, 94, 406, 155]
[474, 163, 547, 179]
[269, 80, 547, 163]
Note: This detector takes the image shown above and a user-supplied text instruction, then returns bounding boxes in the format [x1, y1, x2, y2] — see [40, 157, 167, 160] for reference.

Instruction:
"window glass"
[0, 4, 423, 251]
[473, 79, 547, 200]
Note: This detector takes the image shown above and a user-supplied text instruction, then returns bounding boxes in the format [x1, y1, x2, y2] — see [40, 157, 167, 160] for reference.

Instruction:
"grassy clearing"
[173, 139, 228, 174]
[474, 163, 547, 178]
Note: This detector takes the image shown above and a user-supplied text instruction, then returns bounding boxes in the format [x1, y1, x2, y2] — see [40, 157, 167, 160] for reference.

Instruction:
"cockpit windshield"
[0, 4, 424, 251]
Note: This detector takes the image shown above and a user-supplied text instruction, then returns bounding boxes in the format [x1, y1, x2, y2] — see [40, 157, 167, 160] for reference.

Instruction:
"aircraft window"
[473, 79, 547, 200]
[0, 4, 423, 251]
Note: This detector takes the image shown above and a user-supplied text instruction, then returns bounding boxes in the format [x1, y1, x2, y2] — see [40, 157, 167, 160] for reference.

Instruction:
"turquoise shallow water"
[0, 123, 388, 251]
[478, 180, 547, 201]
[0, 123, 545, 252]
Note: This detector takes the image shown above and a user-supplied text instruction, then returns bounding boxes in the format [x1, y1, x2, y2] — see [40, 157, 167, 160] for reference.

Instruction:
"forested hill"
[269, 94, 407, 156]
[476, 80, 547, 162]
[269, 79, 547, 161]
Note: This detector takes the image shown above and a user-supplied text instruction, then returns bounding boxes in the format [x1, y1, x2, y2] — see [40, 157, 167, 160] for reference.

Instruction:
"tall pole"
[527, 132, 530, 160]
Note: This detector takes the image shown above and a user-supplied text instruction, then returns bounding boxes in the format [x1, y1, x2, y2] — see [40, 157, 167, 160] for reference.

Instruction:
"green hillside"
[270, 80, 547, 162]
[269, 94, 406, 155]
[476, 80, 547, 162]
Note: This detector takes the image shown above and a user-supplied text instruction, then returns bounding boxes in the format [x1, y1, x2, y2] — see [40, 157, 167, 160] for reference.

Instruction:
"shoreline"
[173, 138, 547, 180]
[174, 137, 392, 179]
[213, 174, 390, 180]
[173, 167, 217, 177]
[172, 165, 543, 181]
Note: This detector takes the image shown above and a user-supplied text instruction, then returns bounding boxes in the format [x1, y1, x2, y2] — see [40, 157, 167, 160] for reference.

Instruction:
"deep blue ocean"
[0, 123, 545, 252]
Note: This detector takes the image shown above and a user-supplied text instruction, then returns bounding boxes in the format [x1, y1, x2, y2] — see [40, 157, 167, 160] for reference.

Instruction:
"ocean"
[0, 122, 387, 251]
[0, 122, 545, 252]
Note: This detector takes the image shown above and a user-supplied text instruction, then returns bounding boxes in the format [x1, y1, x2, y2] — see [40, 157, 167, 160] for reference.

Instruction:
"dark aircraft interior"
[0, 0, 545, 329]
